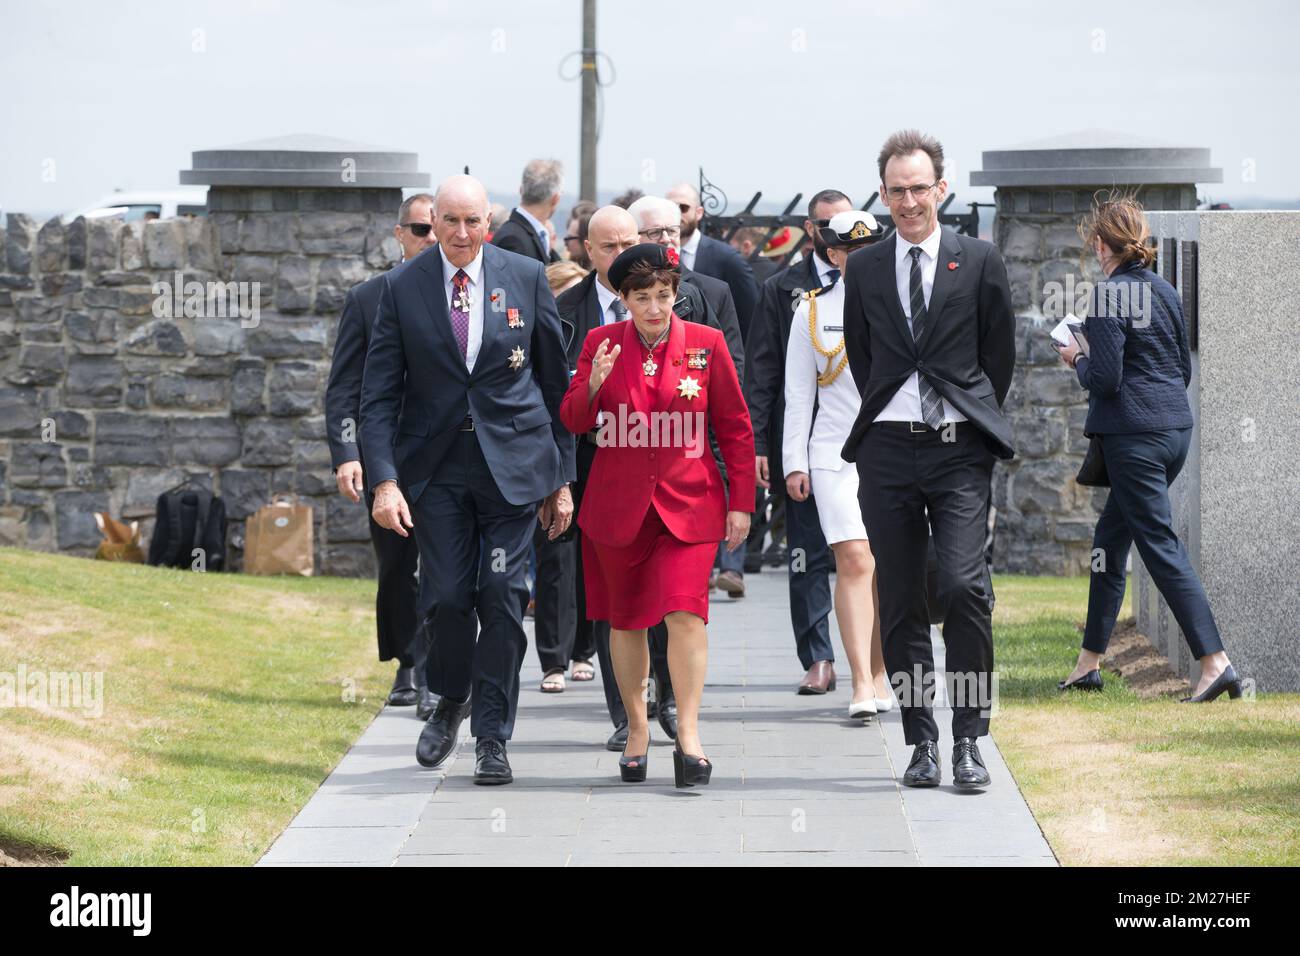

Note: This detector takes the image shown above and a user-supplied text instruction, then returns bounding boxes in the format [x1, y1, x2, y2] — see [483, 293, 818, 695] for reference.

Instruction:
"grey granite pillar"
[971, 131, 1222, 574]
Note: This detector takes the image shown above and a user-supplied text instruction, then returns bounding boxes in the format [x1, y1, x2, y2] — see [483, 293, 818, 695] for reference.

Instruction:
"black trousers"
[412, 430, 536, 741]
[365, 487, 421, 671]
[530, 524, 579, 674]
[856, 423, 995, 744]
[573, 437, 674, 728]
[1083, 427, 1222, 658]
[780, 488, 835, 669]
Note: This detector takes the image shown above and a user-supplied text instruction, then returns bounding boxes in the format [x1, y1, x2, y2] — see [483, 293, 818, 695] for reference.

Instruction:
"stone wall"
[990, 184, 1198, 575]
[0, 191, 402, 576]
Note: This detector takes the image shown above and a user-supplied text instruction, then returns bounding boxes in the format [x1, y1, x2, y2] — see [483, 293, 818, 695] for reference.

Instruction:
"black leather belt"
[875, 420, 969, 434]
[459, 415, 475, 431]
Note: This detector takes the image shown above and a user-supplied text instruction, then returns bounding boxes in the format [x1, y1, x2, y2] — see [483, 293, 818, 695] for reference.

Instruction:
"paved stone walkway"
[260, 569, 1057, 867]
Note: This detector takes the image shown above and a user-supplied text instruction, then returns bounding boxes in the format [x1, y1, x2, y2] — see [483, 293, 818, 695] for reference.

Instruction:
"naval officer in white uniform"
[783, 210, 893, 720]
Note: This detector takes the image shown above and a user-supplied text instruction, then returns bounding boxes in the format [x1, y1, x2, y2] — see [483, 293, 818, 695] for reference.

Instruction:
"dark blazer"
[681, 267, 745, 384]
[692, 233, 759, 341]
[491, 208, 560, 264]
[744, 254, 823, 469]
[841, 227, 1017, 461]
[359, 243, 576, 506]
[749, 256, 781, 287]
[325, 271, 384, 469]
[1075, 261, 1193, 435]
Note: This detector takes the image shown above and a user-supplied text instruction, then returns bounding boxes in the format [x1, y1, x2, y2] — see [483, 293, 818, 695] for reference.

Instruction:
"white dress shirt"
[514, 206, 550, 256]
[873, 225, 966, 423]
[811, 252, 837, 289]
[679, 228, 702, 271]
[440, 245, 485, 372]
[594, 276, 624, 325]
[783, 280, 859, 475]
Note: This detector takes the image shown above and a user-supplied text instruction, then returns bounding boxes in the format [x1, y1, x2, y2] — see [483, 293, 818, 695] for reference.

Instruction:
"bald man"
[666, 182, 760, 341]
[360, 174, 576, 785]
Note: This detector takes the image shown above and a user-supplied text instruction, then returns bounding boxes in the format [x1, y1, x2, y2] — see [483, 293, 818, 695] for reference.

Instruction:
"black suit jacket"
[841, 227, 1017, 461]
[681, 267, 745, 384]
[692, 233, 759, 342]
[491, 208, 560, 264]
[325, 271, 385, 470]
[359, 243, 576, 506]
[743, 254, 824, 469]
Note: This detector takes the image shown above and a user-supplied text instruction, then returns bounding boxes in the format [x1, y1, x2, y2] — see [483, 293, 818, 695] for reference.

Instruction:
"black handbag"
[1076, 436, 1110, 487]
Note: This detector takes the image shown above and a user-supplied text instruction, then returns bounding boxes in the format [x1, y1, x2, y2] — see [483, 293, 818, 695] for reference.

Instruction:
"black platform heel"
[1180, 664, 1243, 703]
[1057, 669, 1103, 691]
[672, 743, 712, 788]
[619, 749, 649, 783]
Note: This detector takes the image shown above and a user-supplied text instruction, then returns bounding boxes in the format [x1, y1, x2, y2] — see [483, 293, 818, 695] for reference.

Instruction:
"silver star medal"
[509, 346, 526, 370]
[454, 287, 473, 312]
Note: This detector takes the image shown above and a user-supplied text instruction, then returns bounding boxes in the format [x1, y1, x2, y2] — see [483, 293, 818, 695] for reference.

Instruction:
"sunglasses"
[400, 222, 433, 237]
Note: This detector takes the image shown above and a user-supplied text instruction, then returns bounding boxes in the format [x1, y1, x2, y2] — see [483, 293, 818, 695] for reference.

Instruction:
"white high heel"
[873, 693, 895, 713]
[848, 698, 877, 719]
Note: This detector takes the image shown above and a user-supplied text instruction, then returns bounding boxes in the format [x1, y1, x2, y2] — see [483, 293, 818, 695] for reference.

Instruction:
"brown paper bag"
[94, 512, 145, 563]
[244, 496, 314, 576]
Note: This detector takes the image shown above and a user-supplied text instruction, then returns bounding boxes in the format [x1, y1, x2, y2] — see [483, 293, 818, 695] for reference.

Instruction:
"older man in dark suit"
[325, 192, 436, 714]
[841, 131, 1015, 793]
[491, 158, 564, 264]
[362, 174, 576, 786]
[667, 182, 760, 342]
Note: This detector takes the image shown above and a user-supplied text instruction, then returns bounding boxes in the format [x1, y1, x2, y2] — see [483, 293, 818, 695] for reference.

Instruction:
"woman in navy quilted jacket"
[1055, 194, 1240, 703]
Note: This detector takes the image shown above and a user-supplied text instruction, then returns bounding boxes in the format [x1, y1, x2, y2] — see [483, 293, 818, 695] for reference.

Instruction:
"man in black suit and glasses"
[326, 192, 436, 715]
[841, 130, 1015, 792]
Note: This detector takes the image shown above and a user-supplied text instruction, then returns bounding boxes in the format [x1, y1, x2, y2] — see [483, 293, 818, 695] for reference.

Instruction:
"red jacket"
[560, 315, 755, 548]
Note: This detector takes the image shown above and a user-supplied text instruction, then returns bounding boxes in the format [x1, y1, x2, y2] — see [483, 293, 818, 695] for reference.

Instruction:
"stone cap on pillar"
[971, 129, 1222, 187]
[180, 133, 430, 188]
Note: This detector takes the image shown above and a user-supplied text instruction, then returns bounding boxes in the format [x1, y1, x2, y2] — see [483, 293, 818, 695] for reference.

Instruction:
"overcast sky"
[3, 0, 1297, 219]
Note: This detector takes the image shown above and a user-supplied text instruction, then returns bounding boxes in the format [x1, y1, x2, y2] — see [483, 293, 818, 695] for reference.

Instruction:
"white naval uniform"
[782, 279, 868, 545]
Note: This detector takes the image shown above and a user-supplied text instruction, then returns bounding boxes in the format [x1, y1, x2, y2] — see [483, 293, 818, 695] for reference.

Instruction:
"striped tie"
[908, 246, 944, 429]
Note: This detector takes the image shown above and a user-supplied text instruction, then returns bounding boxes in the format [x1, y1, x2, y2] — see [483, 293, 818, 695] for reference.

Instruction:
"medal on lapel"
[686, 347, 710, 370]
[509, 346, 526, 370]
[507, 308, 524, 329]
[676, 375, 701, 400]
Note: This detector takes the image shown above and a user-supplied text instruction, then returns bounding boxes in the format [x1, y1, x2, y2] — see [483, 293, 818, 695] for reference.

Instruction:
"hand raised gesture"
[588, 337, 622, 401]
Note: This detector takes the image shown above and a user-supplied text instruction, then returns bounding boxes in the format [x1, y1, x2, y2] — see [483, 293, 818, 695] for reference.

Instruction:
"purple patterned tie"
[449, 268, 470, 359]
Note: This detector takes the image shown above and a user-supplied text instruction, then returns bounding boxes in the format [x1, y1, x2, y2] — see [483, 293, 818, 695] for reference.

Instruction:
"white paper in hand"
[1050, 314, 1090, 356]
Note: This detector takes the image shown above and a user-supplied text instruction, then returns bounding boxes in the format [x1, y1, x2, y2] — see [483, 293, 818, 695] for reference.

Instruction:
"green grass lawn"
[990, 575, 1300, 866]
[0, 547, 392, 866]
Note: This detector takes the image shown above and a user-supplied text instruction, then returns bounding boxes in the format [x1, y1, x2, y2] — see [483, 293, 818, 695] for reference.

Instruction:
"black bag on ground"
[147, 485, 227, 570]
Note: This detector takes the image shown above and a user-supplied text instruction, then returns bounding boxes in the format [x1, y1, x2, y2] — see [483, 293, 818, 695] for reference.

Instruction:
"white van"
[64, 188, 208, 223]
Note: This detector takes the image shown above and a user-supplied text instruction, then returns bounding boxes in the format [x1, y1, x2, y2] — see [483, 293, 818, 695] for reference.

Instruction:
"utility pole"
[579, 0, 597, 201]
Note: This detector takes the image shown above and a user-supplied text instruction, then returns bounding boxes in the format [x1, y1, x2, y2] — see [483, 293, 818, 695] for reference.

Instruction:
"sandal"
[571, 660, 595, 682]
[540, 669, 565, 694]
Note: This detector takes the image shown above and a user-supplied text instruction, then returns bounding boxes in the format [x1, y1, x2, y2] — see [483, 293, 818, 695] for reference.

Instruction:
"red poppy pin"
[664, 246, 679, 267]
[947, 261, 958, 270]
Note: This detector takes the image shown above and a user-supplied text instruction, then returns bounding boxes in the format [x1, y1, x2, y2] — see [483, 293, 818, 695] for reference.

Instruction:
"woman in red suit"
[560, 243, 755, 787]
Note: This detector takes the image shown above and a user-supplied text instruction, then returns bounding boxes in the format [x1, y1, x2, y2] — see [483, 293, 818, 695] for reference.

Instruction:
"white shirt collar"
[594, 275, 620, 316]
[812, 252, 837, 284]
[680, 228, 702, 257]
[895, 223, 942, 264]
[440, 245, 483, 285]
[514, 206, 548, 242]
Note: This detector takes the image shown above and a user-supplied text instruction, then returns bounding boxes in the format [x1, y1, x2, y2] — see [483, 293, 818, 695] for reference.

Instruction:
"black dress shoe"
[657, 696, 678, 740]
[387, 666, 418, 706]
[952, 737, 991, 790]
[902, 741, 941, 787]
[1057, 669, 1103, 691]
[605, 722, 629, 752]
[1180, 663, 1243, 703]
[474, 737, 513, 785]
[646, 699, 659, 719]
[415, 696, 470, 768]
[415, 687, 438, 721]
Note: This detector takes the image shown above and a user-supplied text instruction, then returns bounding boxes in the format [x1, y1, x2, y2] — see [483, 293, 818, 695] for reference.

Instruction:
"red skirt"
[582, 504, 715, 630]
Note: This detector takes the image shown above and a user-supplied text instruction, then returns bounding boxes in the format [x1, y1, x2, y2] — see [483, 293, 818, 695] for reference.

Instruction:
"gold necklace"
[807, 290, 849, 386]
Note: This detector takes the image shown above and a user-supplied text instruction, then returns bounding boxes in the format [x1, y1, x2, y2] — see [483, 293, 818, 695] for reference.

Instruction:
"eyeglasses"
[809, 218, 830, 227]
[639, 226, 680, 240]
[400, 222, 433, 237]
[563, 235, 581, 244]
[884, 183, 937, 201]
[676, 203, 693, 216]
